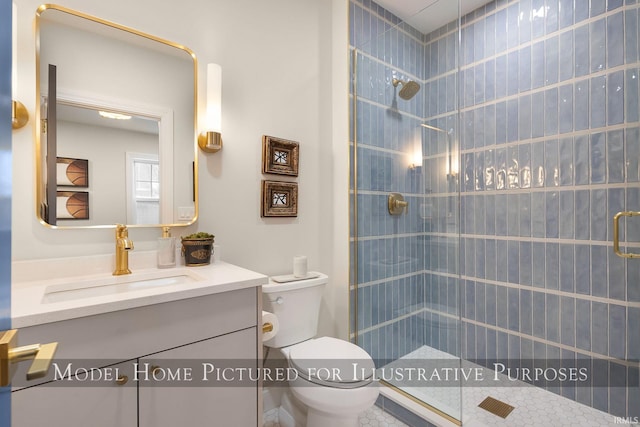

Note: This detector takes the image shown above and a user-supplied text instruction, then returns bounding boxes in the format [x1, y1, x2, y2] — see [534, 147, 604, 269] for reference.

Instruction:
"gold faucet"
[113, 224, 134, 275]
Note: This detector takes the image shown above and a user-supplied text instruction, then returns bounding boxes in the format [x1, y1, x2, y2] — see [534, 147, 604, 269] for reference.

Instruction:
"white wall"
[12, 0, 349, 339]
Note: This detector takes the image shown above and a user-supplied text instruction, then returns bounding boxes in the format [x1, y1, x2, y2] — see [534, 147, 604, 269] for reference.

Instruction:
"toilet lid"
[288, 337, 376, 389]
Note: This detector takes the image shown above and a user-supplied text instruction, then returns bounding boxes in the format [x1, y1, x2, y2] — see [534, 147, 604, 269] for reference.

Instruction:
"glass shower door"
[349, 0, 463, 422]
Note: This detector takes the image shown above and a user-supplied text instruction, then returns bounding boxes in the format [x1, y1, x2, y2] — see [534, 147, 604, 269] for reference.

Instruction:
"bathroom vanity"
[10, 255, 267, 427]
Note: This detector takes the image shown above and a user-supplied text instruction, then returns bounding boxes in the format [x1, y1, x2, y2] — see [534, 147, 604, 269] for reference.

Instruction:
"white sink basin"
[42, 269, 205, 303]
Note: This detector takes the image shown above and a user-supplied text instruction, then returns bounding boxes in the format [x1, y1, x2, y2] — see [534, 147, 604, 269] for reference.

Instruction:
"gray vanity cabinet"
[11, 287, 261, 427]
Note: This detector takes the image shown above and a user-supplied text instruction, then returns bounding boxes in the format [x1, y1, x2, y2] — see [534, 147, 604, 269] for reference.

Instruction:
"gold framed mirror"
[35, 4, 198, 229]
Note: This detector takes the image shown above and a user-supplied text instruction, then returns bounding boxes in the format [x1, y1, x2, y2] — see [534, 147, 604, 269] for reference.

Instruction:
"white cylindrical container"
[293, 255, 307, 277]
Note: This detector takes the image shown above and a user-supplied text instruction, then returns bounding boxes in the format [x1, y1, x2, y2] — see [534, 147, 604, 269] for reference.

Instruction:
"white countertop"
[12, 252, 267, 328]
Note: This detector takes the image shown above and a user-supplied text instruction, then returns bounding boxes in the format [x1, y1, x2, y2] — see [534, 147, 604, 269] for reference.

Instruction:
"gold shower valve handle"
[388, 193, 408, 215]
[0, 329, 59, 386]
[613, 211, 640, 258]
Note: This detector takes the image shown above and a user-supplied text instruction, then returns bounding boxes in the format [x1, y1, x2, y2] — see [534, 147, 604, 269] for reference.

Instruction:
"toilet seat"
[285, 337, 376, 389]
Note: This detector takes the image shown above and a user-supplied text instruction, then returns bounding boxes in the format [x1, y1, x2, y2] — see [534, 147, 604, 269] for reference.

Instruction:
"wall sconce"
[198, 63, 222, 153]
[12, 3, 29, 130]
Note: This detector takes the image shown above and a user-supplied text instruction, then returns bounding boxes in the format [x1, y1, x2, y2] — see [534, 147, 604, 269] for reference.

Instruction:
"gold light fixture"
[198, 63, 222, 153]
[12, 3, 29, 130]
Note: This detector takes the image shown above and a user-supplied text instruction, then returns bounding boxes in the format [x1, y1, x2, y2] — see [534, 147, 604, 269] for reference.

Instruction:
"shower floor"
[385, 345, 615, 426]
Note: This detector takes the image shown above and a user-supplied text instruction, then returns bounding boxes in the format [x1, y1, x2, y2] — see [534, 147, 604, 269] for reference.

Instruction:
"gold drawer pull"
[613, 211, 640, 259]
[115, 375, 128, 386]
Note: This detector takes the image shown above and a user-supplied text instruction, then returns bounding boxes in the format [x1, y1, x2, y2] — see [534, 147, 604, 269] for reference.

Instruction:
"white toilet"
[262, 273, 379, 427]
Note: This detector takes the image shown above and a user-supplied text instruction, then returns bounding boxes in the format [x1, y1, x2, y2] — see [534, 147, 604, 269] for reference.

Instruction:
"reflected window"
[126, 152, 160, 224]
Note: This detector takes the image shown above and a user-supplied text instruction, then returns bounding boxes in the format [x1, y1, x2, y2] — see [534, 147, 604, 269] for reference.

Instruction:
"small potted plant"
[181, 232, 215, 266]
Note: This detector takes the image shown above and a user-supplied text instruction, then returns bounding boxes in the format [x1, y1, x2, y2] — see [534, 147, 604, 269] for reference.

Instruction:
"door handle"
[0, 329, 59, 387]
[613, 211, 640, 259]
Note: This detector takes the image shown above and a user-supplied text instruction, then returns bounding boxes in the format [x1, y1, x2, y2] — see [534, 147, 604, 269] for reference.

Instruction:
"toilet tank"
[262, 272, 328, 348]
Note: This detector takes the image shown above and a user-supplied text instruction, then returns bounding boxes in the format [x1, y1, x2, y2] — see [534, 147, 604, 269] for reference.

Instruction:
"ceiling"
[374, 0, 490, 34]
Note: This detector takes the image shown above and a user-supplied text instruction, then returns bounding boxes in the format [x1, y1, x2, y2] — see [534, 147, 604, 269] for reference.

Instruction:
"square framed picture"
[56, 191, 89, 220]
[261, 180, 298, 217]
[262, 135, 299, 176]
[57, 157, 89, 187]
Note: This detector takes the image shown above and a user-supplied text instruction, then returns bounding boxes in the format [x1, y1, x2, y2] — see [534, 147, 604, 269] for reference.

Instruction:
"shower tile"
[559, 191, 575, 239]
[485, 105, 496, 146]
[575, 0, 590, 23]
[531, 192, 546, 237]
[546, 242, 559, 290]
[608, 250, 625, 300]
[607, 12, 624, 68]
[496, 101, 507, 144]
[545, 0, 559, 34]
[559, 85, 574, 135]
[486, 194, 496, 234]
[546, 293, 560, 342]
[574, 24, 590, 77]
[575, 298, 591, 351]
[486, 13, 496, 57]
[496, 285, 509, 329]
[626, 69, 639, 123]
[507, 3, 520, 48]
[474, 64, 485, 105]
[508, 286, 519, 331]
[591, 189, 607, 241]
[590, 76, 607, 128]
[558, 0, 574, 28]
[519, 46, 532, 93]
[546, 191, 559, 238]
[559, 30, 574, 81]
[628, 187, 640, 243]
[495, 8, 508, 53]
[560, 243, 575, 292]
[495, 194, 507, 236]
[463, 25, 474, 67]
[474, 20, 486, 63]
[607, 129, 625, 183]
[590, 18, 606, 72]
[520, 241, 532, 285]
[545, 88, 559, 136]
[573, 135, 589, 185]
[507, 99, 519, 143]
[484, 60, 495, 104]
[519, 289, 532, 336]
[475, 195, 486, 235]
[464, 68, 474, 108]
[575, 190, 590, 240]
[532, 242, 546, 288]
[485, 282, 497, 326]
[625, 10, 638, 64]
[497, 240, 508, 283]
[474, 108, 486, 150]
[531, 92, 544, 139]
[520, 193, 532, 236]
[608, 188, 625, 241]
[560, 296, 575, 347]
[591, 244, 608, 297]
[559, 137, 574, 186]
[609, 304, 626, 359]
[486, 239, 497, 282]
[465, 280, 476, 320]
[466, 238, 476, 277]
[544, 36, 559, 85]
[626, 127, 640, 182]
[532, 291, 546, 338]
[507, 51, 520, 96]
[507, 194, 520, 236]
[590, 132, 606, 184]
[532, 41, 545, 89]
[609, 0, 624, 8]
[475, 281, 486, 323]
[519, 95, 532, 140]
[607, 70, 625, 125]
[532, 0, 545, 38]
[573, 80, 589, 131]
[591, 0, 606, 17]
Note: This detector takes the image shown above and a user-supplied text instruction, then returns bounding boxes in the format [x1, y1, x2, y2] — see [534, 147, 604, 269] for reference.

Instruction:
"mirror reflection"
[36, 4, 197, 228]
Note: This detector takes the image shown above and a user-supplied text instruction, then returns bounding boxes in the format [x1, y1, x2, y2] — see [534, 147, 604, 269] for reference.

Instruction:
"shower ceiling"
[375, 0, 490, 34]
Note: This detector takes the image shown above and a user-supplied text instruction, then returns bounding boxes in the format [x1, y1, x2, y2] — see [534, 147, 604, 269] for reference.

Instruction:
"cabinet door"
[12, 361, 136, 427]
[139, 327, 258, 427]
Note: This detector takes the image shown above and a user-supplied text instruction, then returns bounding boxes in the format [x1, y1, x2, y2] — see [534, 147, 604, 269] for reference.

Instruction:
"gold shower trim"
[350, 48, 358, 343]
[381, 381, 462, 426]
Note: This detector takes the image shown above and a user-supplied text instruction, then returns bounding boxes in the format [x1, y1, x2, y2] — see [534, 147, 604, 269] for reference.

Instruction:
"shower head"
[392, 78, 421, 100]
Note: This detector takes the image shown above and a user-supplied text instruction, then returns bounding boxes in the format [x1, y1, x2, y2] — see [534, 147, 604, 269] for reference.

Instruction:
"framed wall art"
[56, 191, 89, 220]
[57, 157, 89, 187]
[262, 135, 299, 176]
[261, 180, 298, 217]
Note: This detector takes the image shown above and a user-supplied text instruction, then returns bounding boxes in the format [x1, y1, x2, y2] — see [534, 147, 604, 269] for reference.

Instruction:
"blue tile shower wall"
[349, 0, 430, 367]
[351, 0, 640, 421]
[424, 0, 640, 419]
